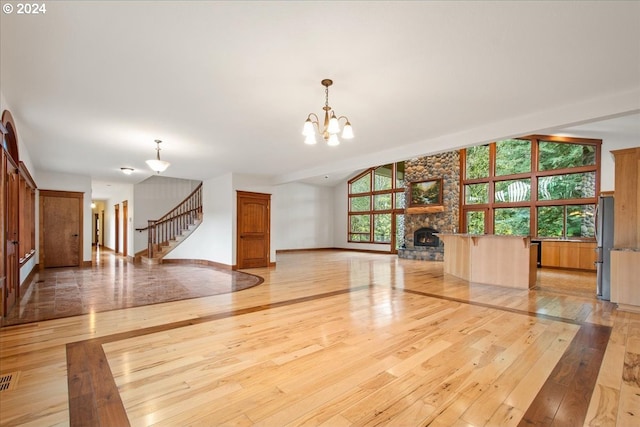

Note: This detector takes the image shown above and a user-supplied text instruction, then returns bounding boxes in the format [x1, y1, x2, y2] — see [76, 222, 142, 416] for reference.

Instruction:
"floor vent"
[0, 371, 20, 392]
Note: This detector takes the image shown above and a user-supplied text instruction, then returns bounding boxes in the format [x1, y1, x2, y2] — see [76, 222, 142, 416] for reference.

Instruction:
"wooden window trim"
[461, 135, 601, 238]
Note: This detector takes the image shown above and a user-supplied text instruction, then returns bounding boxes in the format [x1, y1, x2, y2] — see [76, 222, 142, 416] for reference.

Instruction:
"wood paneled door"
[236, 191, 271, 269]
[122, 200, 128, 258]
[39, 190, 83, 268]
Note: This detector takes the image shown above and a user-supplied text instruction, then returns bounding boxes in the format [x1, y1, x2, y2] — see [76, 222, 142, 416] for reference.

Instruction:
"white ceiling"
[1, 1, 639, 198]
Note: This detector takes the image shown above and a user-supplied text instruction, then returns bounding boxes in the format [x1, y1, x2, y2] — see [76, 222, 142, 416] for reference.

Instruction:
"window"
[461, 135, 600, 238]
[348, 162, 405, 245]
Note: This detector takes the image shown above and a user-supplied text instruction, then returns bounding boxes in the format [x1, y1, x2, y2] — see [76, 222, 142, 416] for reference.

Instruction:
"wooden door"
[4, 157, 19, 313]
[122, 200, 128, 257]
[94, 213, 99, 245]
[114, 204, 120, 254]
[236, 191, 270, 269]
[40, 190, 83, 268]
[100, 210, 105, 247]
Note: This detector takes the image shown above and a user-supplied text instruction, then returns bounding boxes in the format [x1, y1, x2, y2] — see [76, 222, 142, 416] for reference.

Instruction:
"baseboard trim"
[162, 258, 234, 270]
[276, 247, 393, 255]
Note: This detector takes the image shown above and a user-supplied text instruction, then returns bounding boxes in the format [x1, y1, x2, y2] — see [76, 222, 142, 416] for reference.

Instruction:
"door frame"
[39, 190, 84, 269]
[236, 191, 271, 269]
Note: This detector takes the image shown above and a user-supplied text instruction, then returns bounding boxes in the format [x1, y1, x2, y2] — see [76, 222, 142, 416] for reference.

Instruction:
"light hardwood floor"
[0, 250, 638, 426]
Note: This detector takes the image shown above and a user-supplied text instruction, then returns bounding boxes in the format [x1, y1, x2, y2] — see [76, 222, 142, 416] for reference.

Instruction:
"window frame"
[347, 162, 405, 245]
[460, 135, 601, 239]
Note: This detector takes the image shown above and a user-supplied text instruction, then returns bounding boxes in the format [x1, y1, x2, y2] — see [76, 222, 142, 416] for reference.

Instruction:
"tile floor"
[2, 248, 261, 326]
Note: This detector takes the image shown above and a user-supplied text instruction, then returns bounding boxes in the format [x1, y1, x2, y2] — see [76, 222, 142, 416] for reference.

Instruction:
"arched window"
[348, 162, 405, 249]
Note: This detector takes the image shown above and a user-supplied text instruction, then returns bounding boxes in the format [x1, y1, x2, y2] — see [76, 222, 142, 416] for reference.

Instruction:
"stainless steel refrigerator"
[596, 195, 614, 300]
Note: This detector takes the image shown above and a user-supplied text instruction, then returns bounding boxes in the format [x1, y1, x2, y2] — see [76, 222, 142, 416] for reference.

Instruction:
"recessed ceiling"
[1, 1, 638, 196]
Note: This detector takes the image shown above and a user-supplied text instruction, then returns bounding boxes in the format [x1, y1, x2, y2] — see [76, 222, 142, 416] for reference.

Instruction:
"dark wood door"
[94, 213, 99, 245]
[40, 191, 82, 268]
[236, 191, 270, 269]
[4, 157, 19, 313]
[114, 204, 120, 254]
[122, 200, 128, 257]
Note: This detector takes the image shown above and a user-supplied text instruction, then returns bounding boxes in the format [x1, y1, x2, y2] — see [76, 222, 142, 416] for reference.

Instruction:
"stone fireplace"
[397, 150, 460, 262]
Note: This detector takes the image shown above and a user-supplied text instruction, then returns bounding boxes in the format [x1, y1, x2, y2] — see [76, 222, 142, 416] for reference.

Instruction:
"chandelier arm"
[306, 112, 320, 123]
[306, 113, 322, 133]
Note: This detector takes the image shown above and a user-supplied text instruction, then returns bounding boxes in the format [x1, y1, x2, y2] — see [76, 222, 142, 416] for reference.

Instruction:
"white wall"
[165, 173, 234, 265]
[272, 182, 334, 251]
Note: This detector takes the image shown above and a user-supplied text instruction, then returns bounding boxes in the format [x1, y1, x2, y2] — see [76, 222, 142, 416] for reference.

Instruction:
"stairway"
[135, 183, 203, 264]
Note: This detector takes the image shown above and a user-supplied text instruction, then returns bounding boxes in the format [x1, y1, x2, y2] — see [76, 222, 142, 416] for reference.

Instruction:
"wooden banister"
[136, 183, 203, 259]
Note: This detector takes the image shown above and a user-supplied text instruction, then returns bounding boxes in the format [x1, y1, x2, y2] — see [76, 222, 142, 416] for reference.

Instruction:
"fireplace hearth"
[414, 227, 440, 247]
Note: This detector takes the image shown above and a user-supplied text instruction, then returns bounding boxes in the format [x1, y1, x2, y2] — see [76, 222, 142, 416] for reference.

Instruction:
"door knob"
[72, 234, 79, 237]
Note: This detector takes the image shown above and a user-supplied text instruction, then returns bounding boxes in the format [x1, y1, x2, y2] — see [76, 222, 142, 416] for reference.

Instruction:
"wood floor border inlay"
[66, 284, 612, 427]
[66, 286, 372, 426]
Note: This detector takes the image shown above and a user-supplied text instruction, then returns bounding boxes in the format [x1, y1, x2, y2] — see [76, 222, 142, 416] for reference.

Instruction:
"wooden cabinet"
[611, 147, 640, 311]
[540, 241, 596, 270]
[611, 250, 640, 313]
[612, 148, 640, 249]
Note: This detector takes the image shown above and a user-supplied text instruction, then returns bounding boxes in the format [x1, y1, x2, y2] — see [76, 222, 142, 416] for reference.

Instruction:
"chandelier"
[302, 79, 353, 146]
[146, 139, 170, 173]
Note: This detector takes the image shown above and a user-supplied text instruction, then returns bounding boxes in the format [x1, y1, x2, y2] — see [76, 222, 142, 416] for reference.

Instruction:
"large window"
[348, 162, 405, 246]
[461, 136, 601, 238]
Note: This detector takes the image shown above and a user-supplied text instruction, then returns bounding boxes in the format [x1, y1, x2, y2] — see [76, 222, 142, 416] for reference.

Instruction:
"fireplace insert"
[414, 227, 440, 247]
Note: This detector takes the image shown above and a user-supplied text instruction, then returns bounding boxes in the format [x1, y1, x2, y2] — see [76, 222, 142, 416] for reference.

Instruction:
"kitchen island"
[438, 233, 538, 289]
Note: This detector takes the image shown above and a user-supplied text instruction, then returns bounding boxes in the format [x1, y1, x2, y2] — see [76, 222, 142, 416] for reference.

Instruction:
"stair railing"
[136, 182, 202, 259]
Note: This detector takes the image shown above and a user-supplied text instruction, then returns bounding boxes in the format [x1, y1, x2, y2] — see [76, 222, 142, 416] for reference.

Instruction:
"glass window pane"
[395, 162, 405, 188]
[466, 211, 485, 234]
[539, 141, 596, 171]
[374, 194, 392, 211]
[496, 139, 531, 176]
[465, 145, 490, 179]
[374, 164, 393, 191]
[349, 215, 370, 234]
[537, 206, 563, 238]
[350, 195, 370, 212]
[494, 207, 530, 236]
[349, 233, 370, 242]
[350, 173, 371, 193]
[494, 179, 531, 202]
[538, 172, 596, 200]
[394, 192, 405, 209]
[373, 214, 391, 243]
[566, 204, 596, 238]
[465, 183, 488, 204]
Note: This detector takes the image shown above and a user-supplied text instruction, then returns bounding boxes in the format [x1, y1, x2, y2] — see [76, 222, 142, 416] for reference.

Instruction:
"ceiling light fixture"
[120, 167, 134, 175]
[302, 79, 353, 146]
[145, 139, 170, 173]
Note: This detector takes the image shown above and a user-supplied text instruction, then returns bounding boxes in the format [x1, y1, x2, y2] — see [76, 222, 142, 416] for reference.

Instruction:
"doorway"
[39, 190, 83, 268]
[236, 191, 271, 269]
